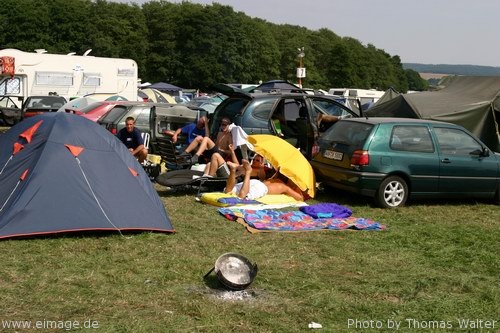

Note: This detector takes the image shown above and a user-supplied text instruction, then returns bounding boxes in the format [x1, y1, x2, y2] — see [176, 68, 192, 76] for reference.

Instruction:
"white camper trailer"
[328, 88, 385, 105]
[0, 48, 138, 108]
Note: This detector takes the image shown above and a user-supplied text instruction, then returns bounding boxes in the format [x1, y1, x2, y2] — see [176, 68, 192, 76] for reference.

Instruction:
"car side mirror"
[470, 148, 490, 157]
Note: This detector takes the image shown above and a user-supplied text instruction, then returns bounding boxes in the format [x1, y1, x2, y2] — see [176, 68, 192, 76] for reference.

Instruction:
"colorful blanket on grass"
[218, 208, 385, 232]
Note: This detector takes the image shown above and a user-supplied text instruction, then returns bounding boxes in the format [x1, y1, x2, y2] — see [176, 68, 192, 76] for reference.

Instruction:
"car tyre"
[375, 176, 408, 208]
[494, 184, 500, 205]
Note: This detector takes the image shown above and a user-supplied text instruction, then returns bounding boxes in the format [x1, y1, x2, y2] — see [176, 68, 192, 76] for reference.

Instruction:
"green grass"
[0, 184, 499, 332]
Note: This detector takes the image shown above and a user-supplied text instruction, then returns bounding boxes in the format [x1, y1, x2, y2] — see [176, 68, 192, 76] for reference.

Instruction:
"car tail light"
[351, 150, 369, 166]
[311, 143, 320, 158]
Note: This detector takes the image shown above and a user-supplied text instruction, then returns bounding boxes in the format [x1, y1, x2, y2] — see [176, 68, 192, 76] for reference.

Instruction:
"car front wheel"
[375, 176, 408, 208]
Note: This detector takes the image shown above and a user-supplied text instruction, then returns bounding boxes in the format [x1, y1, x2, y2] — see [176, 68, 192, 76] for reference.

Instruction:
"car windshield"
[98, 106, 128, 123]
[26, 96, 66, 109]
[320, 120, 374, 148]
[211, 97, 250, 129]
[186, 101, 217, 113]
[312, 98, 353, 117]
[79, 102, 106, 114]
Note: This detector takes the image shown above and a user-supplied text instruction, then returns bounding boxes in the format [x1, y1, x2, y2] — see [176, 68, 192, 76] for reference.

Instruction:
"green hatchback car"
[311, 117, 500, 208]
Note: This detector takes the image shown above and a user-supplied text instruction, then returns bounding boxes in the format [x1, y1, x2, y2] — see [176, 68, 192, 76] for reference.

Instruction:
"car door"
[387, 124, 440, 194]
[308, 96, 357, 132]
[149, 105, 158, 141]
[243, 97, 276, 134]
[433, 126, 498, 194]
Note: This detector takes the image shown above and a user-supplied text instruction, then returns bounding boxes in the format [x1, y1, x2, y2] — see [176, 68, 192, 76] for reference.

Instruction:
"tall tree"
[0, 0, 52, 51]
[45, 0, 94, 54]
[0, 0, 414, 92]
[406, 69, 429, 91]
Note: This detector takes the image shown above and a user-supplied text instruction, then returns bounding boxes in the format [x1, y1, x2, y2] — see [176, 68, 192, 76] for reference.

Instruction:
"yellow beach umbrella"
[248, 134, 316, 198]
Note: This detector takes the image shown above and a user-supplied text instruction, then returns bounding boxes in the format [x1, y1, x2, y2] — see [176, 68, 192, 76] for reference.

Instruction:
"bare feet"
[241, 159, 252, 173]
[227, 161, 239, 171]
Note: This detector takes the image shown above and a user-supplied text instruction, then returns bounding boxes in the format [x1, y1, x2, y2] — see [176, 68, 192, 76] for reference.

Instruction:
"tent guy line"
[68, 144, 126, 238]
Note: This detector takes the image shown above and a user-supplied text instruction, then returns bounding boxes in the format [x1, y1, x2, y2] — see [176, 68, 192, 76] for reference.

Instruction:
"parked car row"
[3, 82, 499, 209]
[208, 83, 500, 208]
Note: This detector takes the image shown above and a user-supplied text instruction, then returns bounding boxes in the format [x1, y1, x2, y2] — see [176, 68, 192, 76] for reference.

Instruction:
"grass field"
[0, 180, 498, 332]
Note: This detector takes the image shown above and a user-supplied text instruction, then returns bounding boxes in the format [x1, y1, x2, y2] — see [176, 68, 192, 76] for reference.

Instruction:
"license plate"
[323, 150, 343, 160]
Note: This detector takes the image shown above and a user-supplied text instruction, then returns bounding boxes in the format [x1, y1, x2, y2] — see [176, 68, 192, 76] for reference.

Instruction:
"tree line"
[0, 0, 428, 92]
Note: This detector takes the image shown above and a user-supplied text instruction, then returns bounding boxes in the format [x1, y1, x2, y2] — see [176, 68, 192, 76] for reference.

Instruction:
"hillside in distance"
[403, 63, 500, 76]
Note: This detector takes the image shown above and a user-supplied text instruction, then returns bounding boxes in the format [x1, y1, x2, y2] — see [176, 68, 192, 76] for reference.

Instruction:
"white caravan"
[328, 88, 385, 105]
[0, 48, 138, 108]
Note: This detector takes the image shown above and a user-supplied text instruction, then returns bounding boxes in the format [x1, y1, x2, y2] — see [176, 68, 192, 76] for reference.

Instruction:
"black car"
[22, 95, 67, 119]
[210, 83, 357, 159]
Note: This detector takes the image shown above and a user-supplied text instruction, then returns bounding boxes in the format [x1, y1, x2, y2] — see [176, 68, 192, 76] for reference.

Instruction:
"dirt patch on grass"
[188, 285, 267, 302]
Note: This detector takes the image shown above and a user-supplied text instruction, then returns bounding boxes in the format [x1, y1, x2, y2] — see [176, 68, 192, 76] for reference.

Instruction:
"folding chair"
[155, 169, 227, 195]
[141, 132, 150, 150]
[155, 137, 194, 170]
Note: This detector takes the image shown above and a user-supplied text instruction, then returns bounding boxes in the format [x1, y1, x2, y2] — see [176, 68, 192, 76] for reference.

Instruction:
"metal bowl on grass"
[204, 252, 258, 290]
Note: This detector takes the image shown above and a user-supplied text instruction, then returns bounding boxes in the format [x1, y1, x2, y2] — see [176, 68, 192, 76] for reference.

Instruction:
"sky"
[111, 0, 500, 67]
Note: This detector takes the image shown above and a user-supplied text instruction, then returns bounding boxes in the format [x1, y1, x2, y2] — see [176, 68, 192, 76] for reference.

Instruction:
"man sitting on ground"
[224, 159, 304, 201]
[117, 116, 148, 163]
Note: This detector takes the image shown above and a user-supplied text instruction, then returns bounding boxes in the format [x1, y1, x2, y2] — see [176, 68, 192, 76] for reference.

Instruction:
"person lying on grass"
[223, 159, 304, 201]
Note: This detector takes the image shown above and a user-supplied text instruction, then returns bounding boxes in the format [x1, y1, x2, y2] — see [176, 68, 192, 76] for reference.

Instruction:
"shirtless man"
[224, 159, 304, 201]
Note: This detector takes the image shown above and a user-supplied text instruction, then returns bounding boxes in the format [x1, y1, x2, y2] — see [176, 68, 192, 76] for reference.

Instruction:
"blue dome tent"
[0, 113, 173, 240]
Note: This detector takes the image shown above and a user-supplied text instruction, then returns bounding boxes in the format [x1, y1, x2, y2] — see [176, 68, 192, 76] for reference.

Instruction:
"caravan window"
[35, 72, 73, 86]
[83, 73, 101, 87]
[117, 68, 135, 76]
[0, 77, 20, 94]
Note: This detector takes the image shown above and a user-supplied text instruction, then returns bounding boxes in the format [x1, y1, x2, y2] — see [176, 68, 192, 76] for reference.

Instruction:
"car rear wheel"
[375, 176, 408, 208]
[494, 184, 500, 205]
